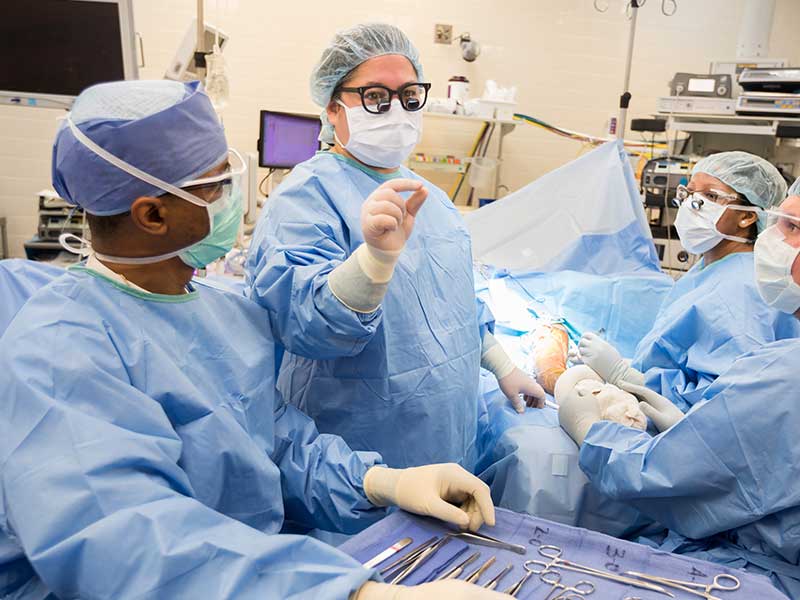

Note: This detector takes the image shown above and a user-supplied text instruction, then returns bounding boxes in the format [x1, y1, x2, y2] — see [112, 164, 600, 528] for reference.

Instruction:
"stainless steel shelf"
[660, 112, 800, 136]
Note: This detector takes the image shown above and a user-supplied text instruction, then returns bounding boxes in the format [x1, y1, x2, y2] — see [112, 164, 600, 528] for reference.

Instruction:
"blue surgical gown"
[580, 338, 800, 598]
[632, 252, 800, 411]
[0, 267, 385, 600]
[0, 259, 63, 334]
[246, 152, 482, 469]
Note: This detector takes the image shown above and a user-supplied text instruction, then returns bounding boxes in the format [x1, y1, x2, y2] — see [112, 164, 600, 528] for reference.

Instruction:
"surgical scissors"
[624, 571, 740, 600]
[531, 546, 674, 597]
[540, 569, 595, 600]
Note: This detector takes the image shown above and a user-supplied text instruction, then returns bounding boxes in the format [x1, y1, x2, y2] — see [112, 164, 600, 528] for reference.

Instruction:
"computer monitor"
[0, 0, 139, 110]
[258, 110, 321, 169]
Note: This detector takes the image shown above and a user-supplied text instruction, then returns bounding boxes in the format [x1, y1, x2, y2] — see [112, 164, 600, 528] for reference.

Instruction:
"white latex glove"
[498, 367, 547, 412]
[619, 382, 684, 432]
[353, 580, 511, 600]
[557, 379, 603, 446]
[363, 464, 495, 532]
[328, 179, 427, 312]
[575, 380, 647, 430]
[481, 333, 545, 413]
[577, 333, 644, 387]
[567, 346, 583, 365]
[362, 178, 428, 253]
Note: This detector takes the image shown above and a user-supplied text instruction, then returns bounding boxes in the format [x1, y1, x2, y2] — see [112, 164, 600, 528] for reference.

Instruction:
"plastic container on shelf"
[467, 156, 500, 189]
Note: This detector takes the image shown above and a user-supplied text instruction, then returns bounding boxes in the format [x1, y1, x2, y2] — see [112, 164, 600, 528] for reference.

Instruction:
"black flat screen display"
[0, 0, 125, 97]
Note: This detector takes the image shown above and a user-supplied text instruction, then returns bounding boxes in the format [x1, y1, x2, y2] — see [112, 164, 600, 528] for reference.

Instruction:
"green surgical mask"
[178, 181, 243, 269]
[89, 181, 244, 269]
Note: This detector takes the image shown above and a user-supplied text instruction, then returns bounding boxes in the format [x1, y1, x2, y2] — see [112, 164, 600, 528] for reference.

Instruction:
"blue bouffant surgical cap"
[310, 23, 423, 144]
[692, 151, 787, 232]
[52, 80, 228, 216]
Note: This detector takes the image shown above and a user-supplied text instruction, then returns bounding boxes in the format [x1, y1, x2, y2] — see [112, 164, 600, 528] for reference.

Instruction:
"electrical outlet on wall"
[434, 24, 453, 44]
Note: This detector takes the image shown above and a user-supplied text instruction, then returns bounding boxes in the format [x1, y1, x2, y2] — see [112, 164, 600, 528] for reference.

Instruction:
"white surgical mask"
[754, 225, 800, 314]
[335, 99, 422, 168]
[674, 194, 757, 255]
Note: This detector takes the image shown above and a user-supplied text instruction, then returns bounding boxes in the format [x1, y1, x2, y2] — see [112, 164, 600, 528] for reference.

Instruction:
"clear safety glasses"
[177, 148, 247, 208]
[766, 209, 800, 238]
[673, 184, 759, 214]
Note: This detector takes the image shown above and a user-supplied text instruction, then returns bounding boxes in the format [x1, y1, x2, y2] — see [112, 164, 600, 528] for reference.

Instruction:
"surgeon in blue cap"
[558, 184, 800, 598]
[577, 151, 800, 412]
[0, 79, 507, 600]
[245, 23, 545, 471]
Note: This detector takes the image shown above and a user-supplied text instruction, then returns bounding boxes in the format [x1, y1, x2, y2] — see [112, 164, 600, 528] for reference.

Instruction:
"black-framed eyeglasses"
[337, 82, 432, 114]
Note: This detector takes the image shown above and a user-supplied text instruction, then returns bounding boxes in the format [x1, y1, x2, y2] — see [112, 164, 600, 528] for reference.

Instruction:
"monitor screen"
[259, 111, 321, 169]
[687, 78, 715, 93]
[0, 0, 130, 98]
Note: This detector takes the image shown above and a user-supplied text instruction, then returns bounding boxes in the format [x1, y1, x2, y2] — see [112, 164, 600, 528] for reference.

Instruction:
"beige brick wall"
[2, 0, 799, 257]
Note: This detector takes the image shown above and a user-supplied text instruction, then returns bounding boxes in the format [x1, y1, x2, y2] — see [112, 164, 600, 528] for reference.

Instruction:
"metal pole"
[197, 0, 205, 53]
[617, 1, 640, 140]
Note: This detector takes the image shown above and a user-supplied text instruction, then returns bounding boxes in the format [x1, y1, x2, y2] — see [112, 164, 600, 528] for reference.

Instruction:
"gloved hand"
[567, 346, 583, 365]
[364, 464, 495, 532]
[362, 178, 428, 253]
[498, 367, 547, 411]
[329, 179, 427, 312]
[577, 333, 644, 387]
[353, 580, 511, 600]
[619, 382, 684, 432]
[557, 379, 603, 446]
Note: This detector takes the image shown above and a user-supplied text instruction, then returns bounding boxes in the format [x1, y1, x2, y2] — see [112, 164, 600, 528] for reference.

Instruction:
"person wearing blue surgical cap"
[577, 151, 800, 412]
[245, 23, 545, 471]
[558, 185, 800, 598]
[0, 79, 506, 600]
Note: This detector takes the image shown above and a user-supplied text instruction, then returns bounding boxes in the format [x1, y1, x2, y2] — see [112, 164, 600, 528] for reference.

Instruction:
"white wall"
[2, 0, 799, 258]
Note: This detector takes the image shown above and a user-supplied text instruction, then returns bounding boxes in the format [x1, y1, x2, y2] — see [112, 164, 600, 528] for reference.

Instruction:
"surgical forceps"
[465, 556, 496, 584]
[435, 551, 480, 581]
[390, 537, 451, 585]
[483, 564, 514, 591]
[503, 569, 535, 597]
[449, 530, 527, 555]
[380, 536, 438, 576]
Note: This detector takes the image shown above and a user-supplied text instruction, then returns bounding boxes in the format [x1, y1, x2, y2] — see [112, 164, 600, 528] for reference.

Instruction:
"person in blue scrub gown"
[578, 151, 799, 411]
[0, 259, 63, 334]
[0, 79, 505, 600]
[246, 23, 545, 470]
[559, 189, 800, 599]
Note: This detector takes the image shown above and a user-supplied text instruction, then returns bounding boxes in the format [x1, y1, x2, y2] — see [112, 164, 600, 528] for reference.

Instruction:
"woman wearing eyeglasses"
[245, 23, 545, 471]
[558, 187, 800, 599]
[576, 151, 800, 413]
